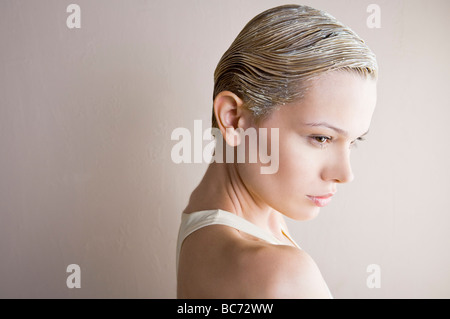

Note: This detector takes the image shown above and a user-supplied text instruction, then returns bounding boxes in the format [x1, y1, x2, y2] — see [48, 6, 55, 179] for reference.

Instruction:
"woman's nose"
[321, 150, 354, 184]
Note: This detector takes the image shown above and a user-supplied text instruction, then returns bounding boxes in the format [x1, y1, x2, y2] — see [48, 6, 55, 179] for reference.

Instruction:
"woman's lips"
[306, 193, 334, 207]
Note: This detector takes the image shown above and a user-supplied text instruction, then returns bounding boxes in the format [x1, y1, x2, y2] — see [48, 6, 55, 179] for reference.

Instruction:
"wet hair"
[212, 4, 378, 128]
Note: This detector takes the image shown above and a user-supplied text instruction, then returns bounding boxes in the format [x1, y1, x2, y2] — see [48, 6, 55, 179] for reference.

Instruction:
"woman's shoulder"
[178, 223, 331, 298]
[238, 244, 331, 298]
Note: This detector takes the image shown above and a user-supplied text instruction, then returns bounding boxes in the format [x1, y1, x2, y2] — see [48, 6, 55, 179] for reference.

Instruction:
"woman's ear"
[213, 91, 252, 147]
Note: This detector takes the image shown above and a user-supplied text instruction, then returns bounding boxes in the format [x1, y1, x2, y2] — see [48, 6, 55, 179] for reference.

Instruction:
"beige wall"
[0, 0, 449, 298]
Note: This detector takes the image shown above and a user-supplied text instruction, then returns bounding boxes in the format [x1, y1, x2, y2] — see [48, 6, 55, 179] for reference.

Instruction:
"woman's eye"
[350, 137, 366, 149]
[314, 136, 329, 143]
[311, 136, 332, 147]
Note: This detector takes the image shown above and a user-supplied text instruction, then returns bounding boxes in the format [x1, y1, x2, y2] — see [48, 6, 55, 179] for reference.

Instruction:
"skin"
[178, 71, 377, 298]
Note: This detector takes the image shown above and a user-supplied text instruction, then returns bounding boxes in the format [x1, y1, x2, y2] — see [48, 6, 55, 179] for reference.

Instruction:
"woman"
[177, 4, 378, 298]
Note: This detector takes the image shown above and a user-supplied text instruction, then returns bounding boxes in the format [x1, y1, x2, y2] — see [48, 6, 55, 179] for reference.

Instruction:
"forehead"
[272, 71, 377, 136]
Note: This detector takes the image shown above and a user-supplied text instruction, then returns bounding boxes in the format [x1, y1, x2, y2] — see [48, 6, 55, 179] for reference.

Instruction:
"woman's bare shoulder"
[238, 244, 332, 298]
[178, 225, 331, 299]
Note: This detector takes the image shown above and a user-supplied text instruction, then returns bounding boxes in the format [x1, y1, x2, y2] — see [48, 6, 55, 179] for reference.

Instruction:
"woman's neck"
[183, 162, 284, 236]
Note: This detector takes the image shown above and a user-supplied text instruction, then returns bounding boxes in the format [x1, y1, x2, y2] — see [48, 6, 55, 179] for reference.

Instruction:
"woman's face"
[237, 71, 377, 220]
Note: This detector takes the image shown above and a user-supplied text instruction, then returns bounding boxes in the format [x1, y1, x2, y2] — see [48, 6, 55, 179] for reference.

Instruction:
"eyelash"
[310, 136, 366, 149]
[351, 137, 366, 149]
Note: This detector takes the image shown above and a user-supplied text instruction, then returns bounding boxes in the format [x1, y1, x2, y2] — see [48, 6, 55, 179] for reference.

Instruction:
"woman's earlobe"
[224, 127, 242, 147]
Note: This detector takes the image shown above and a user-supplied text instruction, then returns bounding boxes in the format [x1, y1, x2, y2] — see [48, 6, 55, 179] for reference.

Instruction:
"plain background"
[1, 0, 449, 298]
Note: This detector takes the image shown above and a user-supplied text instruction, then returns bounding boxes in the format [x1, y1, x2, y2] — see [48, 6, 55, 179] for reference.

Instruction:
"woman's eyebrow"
[304, 122, 369, 138]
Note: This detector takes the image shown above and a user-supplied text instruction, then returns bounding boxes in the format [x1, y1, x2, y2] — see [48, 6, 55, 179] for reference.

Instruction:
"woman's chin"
[283, 206, 321, 221]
